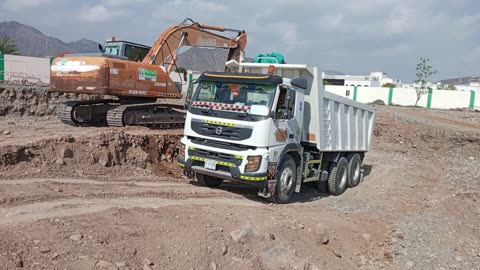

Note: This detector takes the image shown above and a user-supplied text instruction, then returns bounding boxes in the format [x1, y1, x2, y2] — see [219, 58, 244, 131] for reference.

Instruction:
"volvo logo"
[215, 126, 223, 135]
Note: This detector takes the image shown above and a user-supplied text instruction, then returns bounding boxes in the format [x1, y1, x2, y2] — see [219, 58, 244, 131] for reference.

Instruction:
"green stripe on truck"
[353, 86, 358, 101]
[470, 90, 476, 109]
[0, 54, 4, 81]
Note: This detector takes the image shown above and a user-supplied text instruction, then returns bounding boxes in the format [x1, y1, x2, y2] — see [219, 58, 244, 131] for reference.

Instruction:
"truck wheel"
[328, 157, 348, 196]
[270, 155, 296, 204]
[347, 153, 362, 187]
[196, 173, 223, 187]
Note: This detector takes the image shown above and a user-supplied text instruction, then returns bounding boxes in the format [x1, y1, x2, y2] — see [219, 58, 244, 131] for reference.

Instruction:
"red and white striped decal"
[191, 101, 250, 112]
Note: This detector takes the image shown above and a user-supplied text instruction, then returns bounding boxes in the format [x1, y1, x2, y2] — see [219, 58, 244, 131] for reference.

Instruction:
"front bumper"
[177, 156, 268, 187]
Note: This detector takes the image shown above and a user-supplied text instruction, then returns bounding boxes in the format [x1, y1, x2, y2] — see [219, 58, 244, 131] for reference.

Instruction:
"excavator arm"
[143, 18, 247, 73]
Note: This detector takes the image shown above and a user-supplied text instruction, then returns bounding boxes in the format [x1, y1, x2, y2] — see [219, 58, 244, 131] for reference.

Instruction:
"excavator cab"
[101, 39, 151, 62]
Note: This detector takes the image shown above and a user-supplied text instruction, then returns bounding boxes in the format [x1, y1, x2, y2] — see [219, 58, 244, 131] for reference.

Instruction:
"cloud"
[2, 0, 56, 11]
[1, 0, 479, 81]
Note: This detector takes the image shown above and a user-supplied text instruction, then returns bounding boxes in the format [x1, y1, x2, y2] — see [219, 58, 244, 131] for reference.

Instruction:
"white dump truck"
[178, 60, 375, 203]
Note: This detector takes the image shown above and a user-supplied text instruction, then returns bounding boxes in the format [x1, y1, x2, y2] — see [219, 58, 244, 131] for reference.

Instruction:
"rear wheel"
[347, 153, 362, 187]
[328, 157, 348, 196]
[269, 155, 296, 204]
[196, 173, 223, 187]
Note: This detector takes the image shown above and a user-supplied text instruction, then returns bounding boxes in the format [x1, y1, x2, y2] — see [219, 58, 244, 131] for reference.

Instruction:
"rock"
[383, 249, 394, 263]
[412, 144, 417, 148]
[2, 130, 11, 135]
[143, 264, 153, 270]
[314, 224, 330, 245]
[15, 254, 23, 267]
[396, 232, 405, 240]
[143, 258, 153, 266]
[455, 256, 462, 262]
[60, 147, 74, 158]
[298, 223, 305, 229]
[96, 260, 119, 270]
[69, 233, 83, 241]
[54, 187, 63, 193]
[210, 261, 217, 270]
[260, 244, 307, 270]
[132, 248, 137, 255]
[406, 261, 415, 269]
[468, 156, 475, 160]
[359, 255, 367, 265]
[55, 158, 65, 166]
[230, 224, 269, 244]
[116, 262, 127, 267]
[39, 247, 51, 254]
[221, 244, 228, 256]
[51, 253, 59, 260]
[362, 234, 371, 242]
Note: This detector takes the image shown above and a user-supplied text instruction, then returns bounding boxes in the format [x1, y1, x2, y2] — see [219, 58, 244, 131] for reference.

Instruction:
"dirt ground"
[0, 86, 479, 270]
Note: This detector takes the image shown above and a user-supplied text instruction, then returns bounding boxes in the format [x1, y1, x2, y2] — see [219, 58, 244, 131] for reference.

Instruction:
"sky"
[1, 0, 479, 82]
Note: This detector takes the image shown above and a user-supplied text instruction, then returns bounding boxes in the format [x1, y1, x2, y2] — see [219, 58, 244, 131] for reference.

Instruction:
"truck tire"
[196, 173, 223, 187]
[347, 153, 362, 187]
[270, 155, 296, 204]
[328, 157, 348, 196]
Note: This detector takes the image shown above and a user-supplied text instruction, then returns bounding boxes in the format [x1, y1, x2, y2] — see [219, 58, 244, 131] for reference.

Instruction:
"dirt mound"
[0, 131, 183, 179]
[0, 85, 105, 117]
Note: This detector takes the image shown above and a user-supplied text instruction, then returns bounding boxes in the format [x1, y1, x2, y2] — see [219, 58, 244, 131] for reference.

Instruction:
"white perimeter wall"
[2, 55, 51, 84]
[325, 85, 478, 110]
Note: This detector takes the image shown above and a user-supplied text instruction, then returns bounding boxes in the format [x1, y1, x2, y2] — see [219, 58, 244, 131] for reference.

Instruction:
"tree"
[414, 58, 436, 106]
[381, 82, 396, 88]
[0, 37, 20, 55]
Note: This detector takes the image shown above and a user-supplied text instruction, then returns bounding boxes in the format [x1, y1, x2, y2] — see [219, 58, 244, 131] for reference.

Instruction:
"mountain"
[0, 21, 99, 57]
[438, 76, 480, 85]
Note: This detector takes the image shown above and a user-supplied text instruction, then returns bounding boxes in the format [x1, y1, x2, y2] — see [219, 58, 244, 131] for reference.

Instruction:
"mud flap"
[258, 180, 277, 199]
[295, 163, 302, 193]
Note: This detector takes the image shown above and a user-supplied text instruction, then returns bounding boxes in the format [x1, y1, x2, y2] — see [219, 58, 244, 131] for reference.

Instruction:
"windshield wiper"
[200, 106, 216, 115]
[237, 111, 254, 121]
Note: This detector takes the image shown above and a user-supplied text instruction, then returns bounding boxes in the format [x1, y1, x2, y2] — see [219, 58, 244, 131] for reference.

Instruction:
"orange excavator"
[50, 18, 247, 127]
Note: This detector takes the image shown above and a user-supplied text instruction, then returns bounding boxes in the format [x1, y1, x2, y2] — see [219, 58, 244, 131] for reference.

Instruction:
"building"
[322, 71, 402, 87]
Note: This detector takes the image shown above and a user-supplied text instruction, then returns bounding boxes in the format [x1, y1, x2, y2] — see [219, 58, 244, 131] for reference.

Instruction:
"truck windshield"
[191, 81, 276, 116]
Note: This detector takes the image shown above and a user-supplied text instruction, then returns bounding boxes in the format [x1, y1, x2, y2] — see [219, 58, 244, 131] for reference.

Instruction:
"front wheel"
[269, 155, 297, 204]
[196, 173, 223, 187]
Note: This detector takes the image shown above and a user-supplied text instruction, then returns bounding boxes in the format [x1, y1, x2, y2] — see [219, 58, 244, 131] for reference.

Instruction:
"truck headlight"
[246, 155, 262, 172]
[178, 143, 186, 158]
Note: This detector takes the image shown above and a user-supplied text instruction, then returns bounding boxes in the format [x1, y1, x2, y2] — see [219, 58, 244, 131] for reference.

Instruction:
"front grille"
[191, 121, 253, 140]
[189, 137, 255, 151]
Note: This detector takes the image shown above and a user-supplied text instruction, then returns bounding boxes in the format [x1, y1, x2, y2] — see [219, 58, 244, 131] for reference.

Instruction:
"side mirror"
[291, 77, 307, 89]
[98, 44, 104, 53]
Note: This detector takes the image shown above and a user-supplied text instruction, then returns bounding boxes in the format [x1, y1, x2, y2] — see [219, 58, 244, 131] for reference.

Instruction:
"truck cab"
[178, 61, 374, 203]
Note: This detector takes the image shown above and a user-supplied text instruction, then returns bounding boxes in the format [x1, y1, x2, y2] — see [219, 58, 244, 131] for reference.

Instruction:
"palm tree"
[0, 36, 20, 55]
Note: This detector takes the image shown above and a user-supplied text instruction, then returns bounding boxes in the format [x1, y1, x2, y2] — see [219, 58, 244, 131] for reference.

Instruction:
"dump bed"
[226, 60, 375, 152]
[305, 89, 375, 152]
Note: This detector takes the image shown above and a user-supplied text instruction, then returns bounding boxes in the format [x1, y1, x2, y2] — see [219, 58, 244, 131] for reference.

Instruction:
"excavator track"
[106, 103, 186, 128]
[56, 99, 119, 127]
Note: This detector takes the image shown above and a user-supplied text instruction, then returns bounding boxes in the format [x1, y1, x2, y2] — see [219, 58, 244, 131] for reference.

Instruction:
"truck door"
[270, 86, 303, 145]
